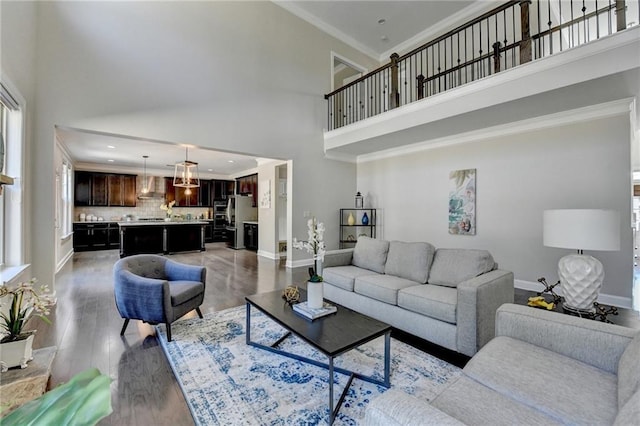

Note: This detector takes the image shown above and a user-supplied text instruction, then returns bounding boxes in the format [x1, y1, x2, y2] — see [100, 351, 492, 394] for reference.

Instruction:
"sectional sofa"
[322, 237, 514, 356]
[364, 303, 640, 425]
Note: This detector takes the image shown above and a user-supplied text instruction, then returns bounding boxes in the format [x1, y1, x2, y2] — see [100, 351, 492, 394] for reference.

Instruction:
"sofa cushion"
[322, 266, 379, 292]
[431, 375, 563, 426]
[398, 284, 457, 324]
[354, 274, 416, 305]
[428, 249, 495, 287]
[618, 331, 640, 409]
[614, 388, 640, 426]
[384, 241, 435, 283]
[464, 336, 618, 425]
[352, 237, 390, 274]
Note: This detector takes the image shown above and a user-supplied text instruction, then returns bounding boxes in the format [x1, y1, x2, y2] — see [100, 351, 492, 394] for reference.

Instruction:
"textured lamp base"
[558, 254, 603, 313]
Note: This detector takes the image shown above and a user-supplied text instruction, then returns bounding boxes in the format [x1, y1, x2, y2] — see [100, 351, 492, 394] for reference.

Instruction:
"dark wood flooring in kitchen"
[30, 244, 639, 425]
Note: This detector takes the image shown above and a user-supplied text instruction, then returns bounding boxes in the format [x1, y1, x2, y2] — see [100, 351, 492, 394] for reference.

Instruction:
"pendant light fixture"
[141, 155, 150, 194]
[173, 146, 200, 189]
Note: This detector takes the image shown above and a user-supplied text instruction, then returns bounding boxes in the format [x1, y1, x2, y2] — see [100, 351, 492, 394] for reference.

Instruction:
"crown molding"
[272, 1, 380, 61]
[379, 1, 497, 61]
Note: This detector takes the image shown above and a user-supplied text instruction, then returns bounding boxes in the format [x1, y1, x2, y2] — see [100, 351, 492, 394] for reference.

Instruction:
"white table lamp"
[543, 209, 620, 313]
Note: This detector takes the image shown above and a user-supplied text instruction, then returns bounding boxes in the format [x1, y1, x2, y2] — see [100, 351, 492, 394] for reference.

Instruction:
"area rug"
[157, 305, 462, 425]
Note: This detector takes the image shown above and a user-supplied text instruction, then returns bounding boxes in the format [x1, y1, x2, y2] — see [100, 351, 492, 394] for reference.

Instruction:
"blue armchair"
[113, 254, 206, 341]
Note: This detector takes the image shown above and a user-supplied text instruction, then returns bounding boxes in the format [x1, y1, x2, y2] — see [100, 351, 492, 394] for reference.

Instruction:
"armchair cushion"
[169, 281, 205, 306]
[428, 249, 495, 287]
[464, 335, 618, 425]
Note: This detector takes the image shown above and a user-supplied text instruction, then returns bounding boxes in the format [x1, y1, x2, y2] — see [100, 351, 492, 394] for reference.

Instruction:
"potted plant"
[0, 278, 54, 371]
[160, 200, 176, 220]
[293, 217, 326, 309]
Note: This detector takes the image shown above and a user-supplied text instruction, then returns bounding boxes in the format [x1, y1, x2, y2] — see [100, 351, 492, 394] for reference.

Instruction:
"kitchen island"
[118, 221, 207, 258]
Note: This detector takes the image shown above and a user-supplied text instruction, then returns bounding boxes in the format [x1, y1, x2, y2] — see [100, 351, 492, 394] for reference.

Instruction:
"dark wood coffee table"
[245, 289, 391, 425]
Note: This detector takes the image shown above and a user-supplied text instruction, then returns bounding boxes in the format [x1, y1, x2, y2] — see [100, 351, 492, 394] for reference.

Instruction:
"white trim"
[1, 264, 30, 286]
[323, 150, 357, 163]
[330, 51, 368, 92]
[55, 249, 73, 274]
[379, 1, 497, 61]
[272, 1, 379, 61]
[515, 279, 633, 309]
[257, 249, 280, 261]
[357, 98, 634, 163]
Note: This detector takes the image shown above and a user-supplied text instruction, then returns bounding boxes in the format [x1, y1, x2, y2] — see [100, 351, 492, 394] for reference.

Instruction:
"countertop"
[243, 221, 258, 225]
[117, 221, 208, 227]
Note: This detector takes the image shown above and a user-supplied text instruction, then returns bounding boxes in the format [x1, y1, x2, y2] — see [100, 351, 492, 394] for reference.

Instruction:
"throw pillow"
[352, 236, 390, 274]
[384, 241, 436, 283]
[428, 249, 496, 287]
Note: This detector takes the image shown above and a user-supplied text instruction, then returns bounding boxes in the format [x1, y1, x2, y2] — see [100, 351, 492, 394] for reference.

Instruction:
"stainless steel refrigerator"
[225, 196, 256, 249]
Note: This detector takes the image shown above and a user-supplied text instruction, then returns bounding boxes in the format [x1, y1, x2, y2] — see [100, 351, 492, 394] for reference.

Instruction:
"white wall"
[23, 1, 380, 286]
[358, 114, 633, 304]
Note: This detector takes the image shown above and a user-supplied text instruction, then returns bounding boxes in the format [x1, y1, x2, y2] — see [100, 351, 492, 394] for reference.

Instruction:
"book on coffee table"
[293, 301, 337, 320]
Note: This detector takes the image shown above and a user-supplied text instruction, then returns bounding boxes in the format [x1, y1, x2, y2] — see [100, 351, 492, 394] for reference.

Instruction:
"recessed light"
[107, 145, 115, 149]
[381, 35, 389, 42]
[378, 18, 386, 25]
[107, 159, 115, 162]
[227, 160, 234, 163]
[208, 168, 213, 172]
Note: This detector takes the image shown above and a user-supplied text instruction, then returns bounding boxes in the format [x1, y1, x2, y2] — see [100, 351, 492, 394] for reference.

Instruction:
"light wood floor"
[30, 244, 640, 425]
[32, 243, 309, 426]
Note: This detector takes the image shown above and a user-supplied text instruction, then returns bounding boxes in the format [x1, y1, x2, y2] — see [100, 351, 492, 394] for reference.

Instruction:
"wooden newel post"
[492, 42, 502, 73]
[390, 53, 400, 109]
[616, 0, 627, 31]
[417, 74, 425, 100]
[519, 0, 532, 64]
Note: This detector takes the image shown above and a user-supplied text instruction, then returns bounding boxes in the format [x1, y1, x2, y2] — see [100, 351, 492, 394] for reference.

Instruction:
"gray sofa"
[322, 237, 514, 356]
[364, 303, 640, 425]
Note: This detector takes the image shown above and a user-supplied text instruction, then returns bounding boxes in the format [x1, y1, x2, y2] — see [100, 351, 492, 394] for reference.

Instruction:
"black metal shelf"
[339, 208, 376, 249]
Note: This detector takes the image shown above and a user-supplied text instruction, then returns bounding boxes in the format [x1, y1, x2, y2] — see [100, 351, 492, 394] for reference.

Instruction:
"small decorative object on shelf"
[361, 212, 369, 225]
[347, 212, 355, 226]
[282, 286, 300, 305]
[355, 191, 363, 208]
[293, 301, 337, 320]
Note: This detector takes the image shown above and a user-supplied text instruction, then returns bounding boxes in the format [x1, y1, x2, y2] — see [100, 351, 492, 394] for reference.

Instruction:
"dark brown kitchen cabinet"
[213, 180, 234, 201]
[74, 172, 136, 207]
[73, 222, 115, 251]
[108, 174, 137, 207]
[236, 174, 258, 207]
[165, 177, 199, 207]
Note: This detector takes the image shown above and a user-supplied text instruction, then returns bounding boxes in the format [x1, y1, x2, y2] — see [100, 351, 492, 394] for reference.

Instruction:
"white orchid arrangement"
[292, 217, 326, 281]
[160, 200, 176, 217]
[0, 278, 55, 343]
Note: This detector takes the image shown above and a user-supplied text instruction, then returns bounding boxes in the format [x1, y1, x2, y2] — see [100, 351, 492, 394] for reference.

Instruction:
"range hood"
[137, 176, 165, 199]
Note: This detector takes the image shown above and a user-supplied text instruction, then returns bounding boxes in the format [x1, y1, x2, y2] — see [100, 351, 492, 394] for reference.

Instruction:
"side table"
[0, 346, 57, 417]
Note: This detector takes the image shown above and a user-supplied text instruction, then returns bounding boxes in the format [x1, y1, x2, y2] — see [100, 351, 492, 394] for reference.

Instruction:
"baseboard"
[56, 250, 74, 274]
[515, 279, 633, 309]
[257, 250, 279, 261]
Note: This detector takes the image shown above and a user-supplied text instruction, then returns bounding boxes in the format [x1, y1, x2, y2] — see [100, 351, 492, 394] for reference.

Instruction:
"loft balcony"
[324, 0, 640, 161]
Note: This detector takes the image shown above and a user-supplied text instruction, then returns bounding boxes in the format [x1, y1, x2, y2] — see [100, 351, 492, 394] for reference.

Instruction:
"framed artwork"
[449, 169, 476, 235]
[260, 179, 271, 209]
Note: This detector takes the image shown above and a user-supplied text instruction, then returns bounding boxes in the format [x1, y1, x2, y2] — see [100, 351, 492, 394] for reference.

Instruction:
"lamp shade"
[543, 209, 620, 251]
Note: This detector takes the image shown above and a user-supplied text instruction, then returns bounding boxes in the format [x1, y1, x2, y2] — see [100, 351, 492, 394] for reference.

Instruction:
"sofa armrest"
[496, 303, 636, 374]
[364, 390, 465, 426]
[456, 270, 514, 356]
[322, 248, 354, 268]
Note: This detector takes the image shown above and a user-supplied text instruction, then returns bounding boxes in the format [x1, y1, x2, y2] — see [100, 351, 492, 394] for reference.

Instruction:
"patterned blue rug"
[157, 305, 461, 425]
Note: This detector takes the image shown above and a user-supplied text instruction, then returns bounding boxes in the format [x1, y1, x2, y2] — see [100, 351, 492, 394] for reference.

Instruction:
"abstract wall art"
[449, 169, 476, 235]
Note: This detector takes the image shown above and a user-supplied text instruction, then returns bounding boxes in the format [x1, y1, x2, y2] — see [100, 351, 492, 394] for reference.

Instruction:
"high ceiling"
[277, 1, 481, 59]
[59, 1, 485, 173]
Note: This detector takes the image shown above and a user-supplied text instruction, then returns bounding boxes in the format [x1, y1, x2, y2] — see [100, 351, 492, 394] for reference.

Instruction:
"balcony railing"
[325, 0, 638, 131]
